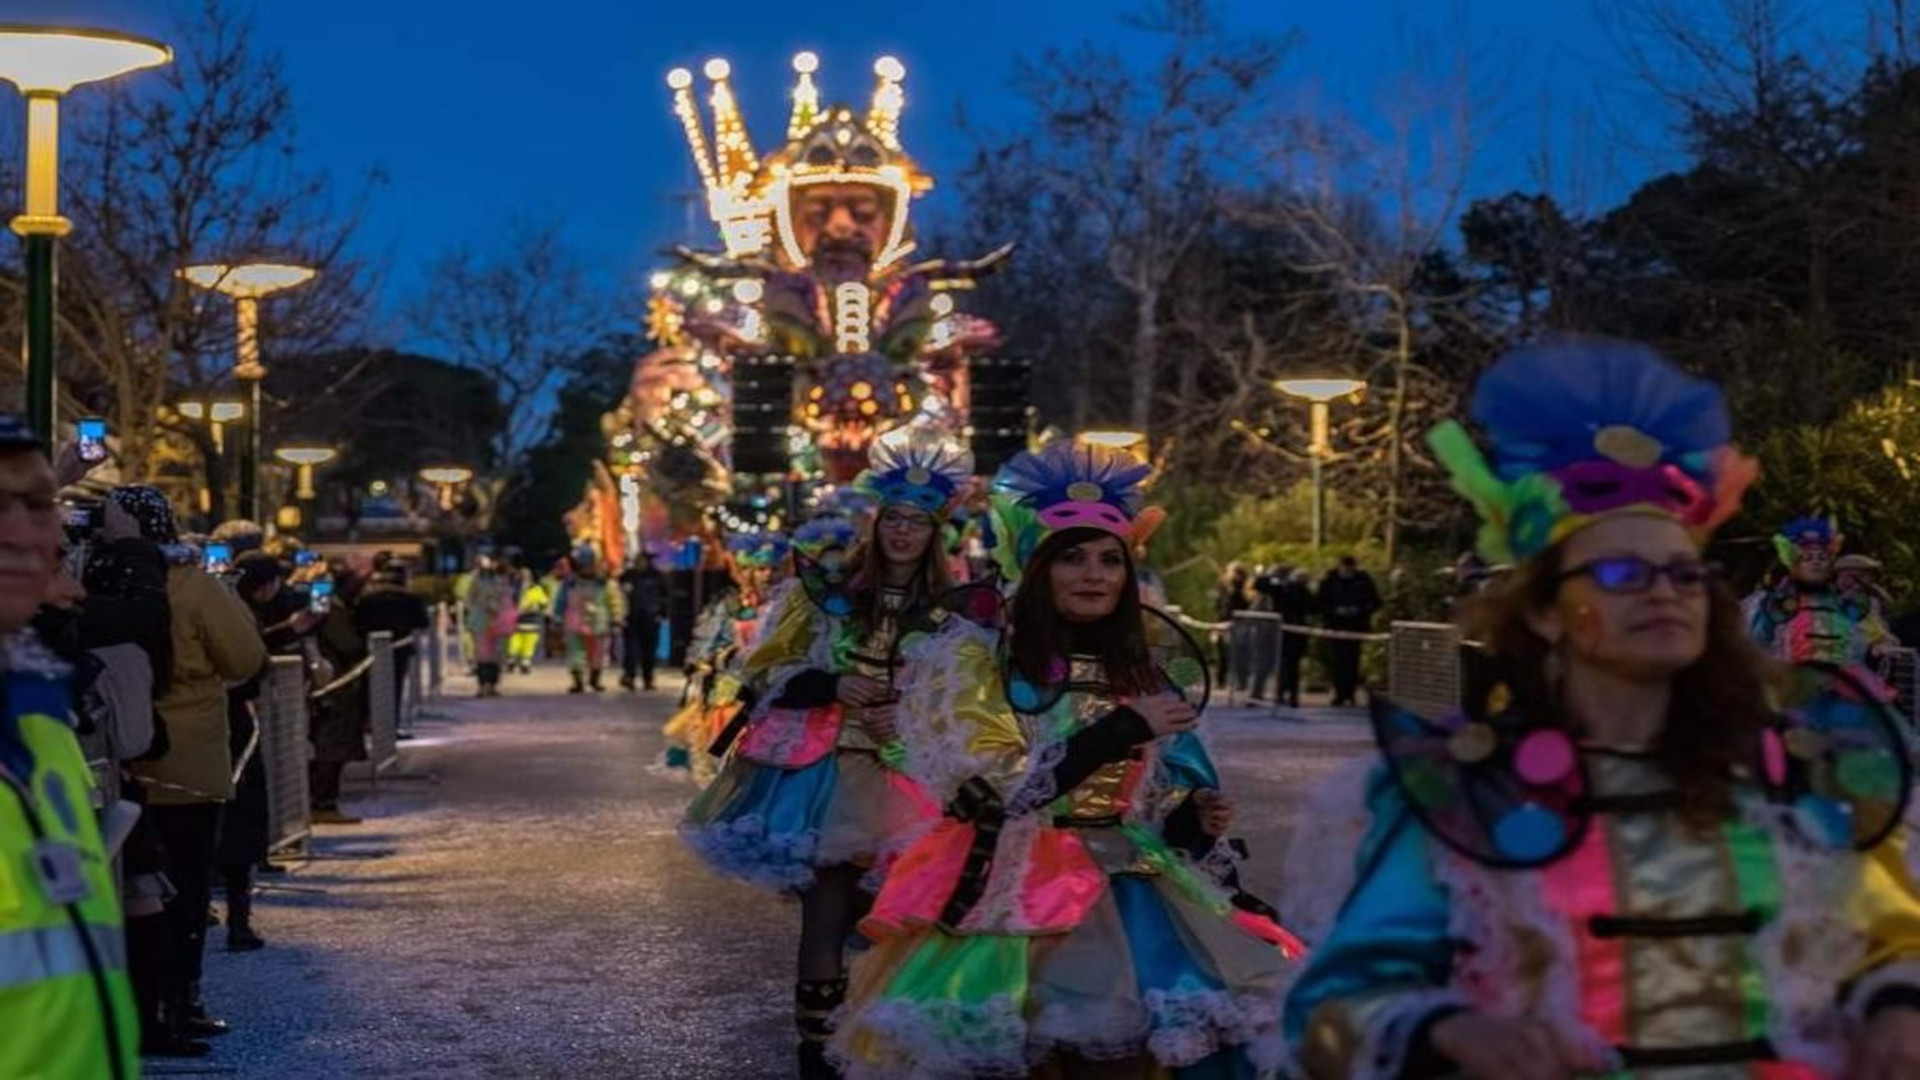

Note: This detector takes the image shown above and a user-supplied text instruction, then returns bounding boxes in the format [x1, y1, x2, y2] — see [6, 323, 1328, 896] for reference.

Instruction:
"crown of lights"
[666, 52, 931, 267]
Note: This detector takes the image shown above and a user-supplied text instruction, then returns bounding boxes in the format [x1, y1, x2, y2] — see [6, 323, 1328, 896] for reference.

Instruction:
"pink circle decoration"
[1514, 729, 1576, 786]
[1762, 729, 1788, 786]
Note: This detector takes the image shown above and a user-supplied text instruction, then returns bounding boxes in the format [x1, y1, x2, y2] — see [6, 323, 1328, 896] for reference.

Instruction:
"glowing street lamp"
[1077, 430, 1148, 452]
[1274, 377, 1367, 552]
[180, 262, 318, 522]
[0, 24, 171, 439]
[177, 399, 246, 456]
[275, 445, 337, 500]
[419, 466, 474, 511]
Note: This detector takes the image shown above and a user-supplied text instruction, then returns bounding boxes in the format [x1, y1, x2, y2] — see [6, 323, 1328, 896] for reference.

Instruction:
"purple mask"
[1550, 460, 1712, 526]
[1038, 501, 1132, 537]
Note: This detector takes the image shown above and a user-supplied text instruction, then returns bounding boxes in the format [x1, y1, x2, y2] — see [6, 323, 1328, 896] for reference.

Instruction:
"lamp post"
[419, 466, 474, 512]
[180, 262, 317, 523]
[1077, 430, 1148, 452]
[1274, 377, 1367, 553]
[178, 399, 245, 519]
[275, 445, 336, 500]
[0, 25, 171, 439]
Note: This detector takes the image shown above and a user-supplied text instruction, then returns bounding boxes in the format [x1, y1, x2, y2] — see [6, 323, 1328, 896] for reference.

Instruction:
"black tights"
[797, 863, 870, 981]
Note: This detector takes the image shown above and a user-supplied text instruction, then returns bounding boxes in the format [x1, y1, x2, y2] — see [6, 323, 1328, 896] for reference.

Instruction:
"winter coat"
[131, 565, 268, 806]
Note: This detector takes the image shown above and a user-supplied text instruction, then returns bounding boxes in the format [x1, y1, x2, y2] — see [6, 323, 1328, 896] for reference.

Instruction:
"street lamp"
[419, 466, 474, 511]
[177, 399, 246, 455]
[180, 262, 317, 523]
[1077, 430, 1148, 452]
[274, 445, 336, 500]
[0, 25, 171, 439]
[1274, 376, 1367, 553]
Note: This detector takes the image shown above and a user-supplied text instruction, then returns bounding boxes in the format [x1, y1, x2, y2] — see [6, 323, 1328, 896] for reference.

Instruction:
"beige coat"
[132, 565, 267, 806]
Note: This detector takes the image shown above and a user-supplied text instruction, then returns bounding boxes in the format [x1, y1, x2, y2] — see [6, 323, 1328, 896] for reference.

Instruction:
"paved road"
[157, 663, 1371, 1079]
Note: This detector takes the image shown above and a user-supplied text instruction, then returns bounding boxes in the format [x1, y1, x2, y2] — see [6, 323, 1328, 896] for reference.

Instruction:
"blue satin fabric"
[683, 754, 839, 883]
[1281, 768, 1458, 1046]
[1161, 731, 1221, 791]
[1107, 876, 1261, 1080]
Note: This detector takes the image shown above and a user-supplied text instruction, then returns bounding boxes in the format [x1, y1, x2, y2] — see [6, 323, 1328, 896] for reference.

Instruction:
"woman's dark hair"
[1465, 539, 1777, 819]
[1011, 528, 1159, 698]
[843, 509, 954, 630]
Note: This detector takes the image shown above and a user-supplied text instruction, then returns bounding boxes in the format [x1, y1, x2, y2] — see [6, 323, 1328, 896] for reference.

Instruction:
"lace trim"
[677, 815, 818, 894]
[1280, 756, 1377, 948]
[1744, 802, 1861, 1072]
[892, 621, 1000, 801]
[833, 994, 1030, 1080]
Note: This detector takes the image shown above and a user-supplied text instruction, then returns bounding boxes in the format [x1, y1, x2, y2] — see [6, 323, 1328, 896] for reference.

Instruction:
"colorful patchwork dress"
[832, 642, 1301, 1079]
[1283, 665, 1920, 1080]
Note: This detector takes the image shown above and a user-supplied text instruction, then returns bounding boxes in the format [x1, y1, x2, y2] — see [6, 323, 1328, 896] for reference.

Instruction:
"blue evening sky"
[10, 1, 1870, 338]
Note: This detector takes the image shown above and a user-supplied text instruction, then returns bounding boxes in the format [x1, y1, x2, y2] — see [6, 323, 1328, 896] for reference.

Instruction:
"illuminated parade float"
[569, 52, 1029, 576]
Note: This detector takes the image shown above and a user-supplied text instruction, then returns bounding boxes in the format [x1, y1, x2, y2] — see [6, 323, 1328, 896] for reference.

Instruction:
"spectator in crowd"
[1317, 554, 1382, 707]
[619, 550, 668, 691]
[509, 566, 550, 675]
[310, 569, 371, 824]
[353, 563, 430, 718]
[463, 555, 516, 697]
[119, 485, 267, 1050]
[1213, 561, 1251, 695]
[1273, 568, 1319, 708]
[0, 415, 142, 1079]
[221, 551, 318, 951]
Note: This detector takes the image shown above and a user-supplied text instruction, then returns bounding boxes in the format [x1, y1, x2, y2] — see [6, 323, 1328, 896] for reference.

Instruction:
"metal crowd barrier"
[428, 602, 448, 699]
[367, 631, 399, 774]
[1386, 621, 1465, 720]
[258, 655, 313, 853]
[1180, 610, 1392, 710]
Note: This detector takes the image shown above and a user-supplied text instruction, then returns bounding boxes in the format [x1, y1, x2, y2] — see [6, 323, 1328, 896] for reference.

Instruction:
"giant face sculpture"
[791, 181, 894, 283]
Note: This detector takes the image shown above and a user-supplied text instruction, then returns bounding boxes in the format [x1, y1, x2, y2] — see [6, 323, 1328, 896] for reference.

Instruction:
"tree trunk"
[1131, 286, 1159, 439]
[1385, 308, 1411, 570]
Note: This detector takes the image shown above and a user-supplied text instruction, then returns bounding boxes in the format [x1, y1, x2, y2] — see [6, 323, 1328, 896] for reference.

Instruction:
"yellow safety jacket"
[0, 646, 139, 1080]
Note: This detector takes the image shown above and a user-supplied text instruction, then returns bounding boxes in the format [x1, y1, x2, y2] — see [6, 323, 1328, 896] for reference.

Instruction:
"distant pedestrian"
[1317, 555, 1381, 707]
[618, 551, 668, 691]
[1273, 568, 1318, 708]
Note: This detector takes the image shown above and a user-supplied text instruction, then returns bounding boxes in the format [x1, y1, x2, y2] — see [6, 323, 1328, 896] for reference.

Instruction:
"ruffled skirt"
[835, 864, 1290, 1079]
[680, 749, 933, 893]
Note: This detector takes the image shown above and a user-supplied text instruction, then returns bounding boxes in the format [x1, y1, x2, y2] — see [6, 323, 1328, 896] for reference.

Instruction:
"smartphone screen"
[204, 543, 232, 575]
[76, 417, 108, 463]
[309, 579, 334, 614]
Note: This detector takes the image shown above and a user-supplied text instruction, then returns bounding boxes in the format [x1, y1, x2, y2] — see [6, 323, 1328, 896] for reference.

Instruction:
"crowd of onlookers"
[0, 411, 450, 1070]
[1213, 555, 1383, 708]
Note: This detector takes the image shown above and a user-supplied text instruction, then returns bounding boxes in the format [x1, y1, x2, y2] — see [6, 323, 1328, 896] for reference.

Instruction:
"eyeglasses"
[878, 511, 934, 533]
[1560, 556, 1712, 595]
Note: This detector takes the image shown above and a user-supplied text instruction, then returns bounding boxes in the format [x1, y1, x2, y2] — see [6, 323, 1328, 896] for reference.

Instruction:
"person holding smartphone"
[113, 486, 267, 1048]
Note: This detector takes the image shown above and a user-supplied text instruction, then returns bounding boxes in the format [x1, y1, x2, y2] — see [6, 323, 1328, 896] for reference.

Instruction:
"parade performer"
[507, 568, 549, 675]
[661, 530, 791, 785]
[1283, 339, 1920, 1080]
[681, 427, 977, 1079]
[1746, 516, 1893, 666]
[462, 557, 517, 697]
[551, 550, 623, 693]
[833, 438, 1299, 1080]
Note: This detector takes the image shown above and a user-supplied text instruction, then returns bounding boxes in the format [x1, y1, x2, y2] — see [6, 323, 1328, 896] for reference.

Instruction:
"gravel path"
[151, 663, 1369, 1079]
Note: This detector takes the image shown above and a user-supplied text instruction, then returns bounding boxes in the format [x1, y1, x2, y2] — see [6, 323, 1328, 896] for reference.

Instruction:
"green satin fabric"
[883, 932, 1031, 1007]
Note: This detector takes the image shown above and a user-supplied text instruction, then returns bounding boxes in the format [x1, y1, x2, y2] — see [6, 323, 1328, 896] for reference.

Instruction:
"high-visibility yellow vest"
[0, 662, 139, 1080]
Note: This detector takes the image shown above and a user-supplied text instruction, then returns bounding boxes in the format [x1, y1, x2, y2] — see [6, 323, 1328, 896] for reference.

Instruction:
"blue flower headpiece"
[1774, 516, 1841, 568]
[726, 531, 790, 570]
[1427, 339, 1758, 563]
[854, 426, 973, 516]
[989, 438, 1154, 582]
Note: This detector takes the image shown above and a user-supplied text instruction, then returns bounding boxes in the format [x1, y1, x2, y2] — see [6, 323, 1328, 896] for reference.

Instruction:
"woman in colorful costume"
[661, 531, 791, 785]
[1284, 339, 1920, 1080]
[461, 556, 517, 696]
[1746, 517, 1893, 667]
[834, 439, 1300, 1080]
[550, 549, 624, 693]
[681, 428, 979, 1079]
